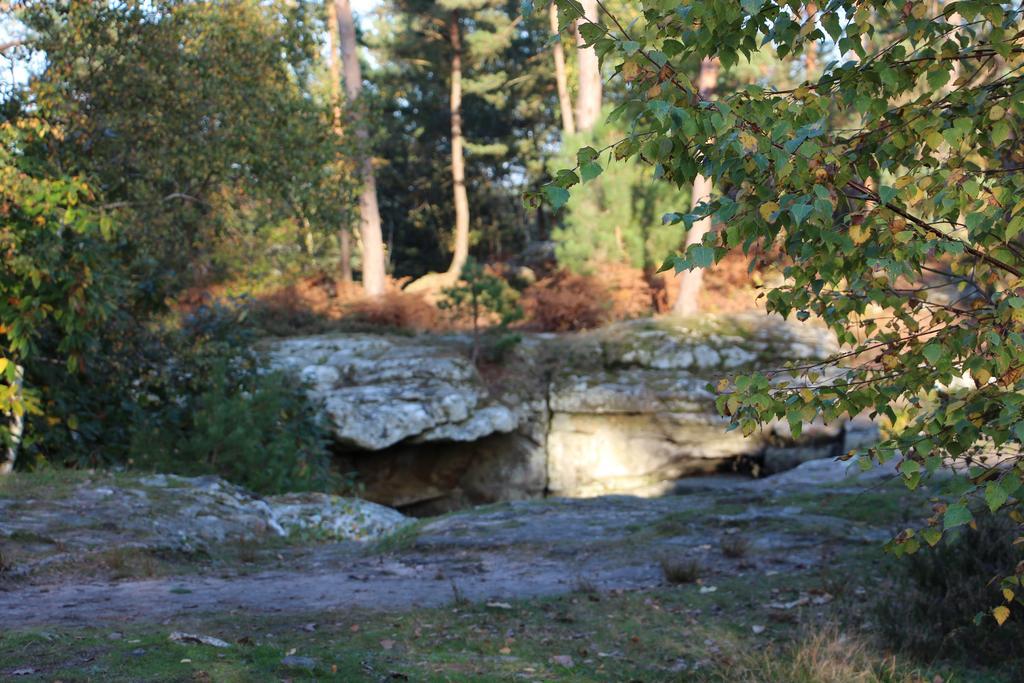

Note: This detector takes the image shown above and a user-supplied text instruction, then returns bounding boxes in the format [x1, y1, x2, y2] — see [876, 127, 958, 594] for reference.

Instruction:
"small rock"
[550, 655, 574, 668]
[169, 632, 231, 648]
[751, 625, 766, 635]
[281, 655, 317, 670]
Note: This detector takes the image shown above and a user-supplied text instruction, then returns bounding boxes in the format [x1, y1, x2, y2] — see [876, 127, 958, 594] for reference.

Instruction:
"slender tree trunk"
[804, 2, 817, 79]
[1, 365, 24, 476]
[549, 2, 576, 136]
[335, 0, 386, 296]
[673, 57, 719, 317]
[326, 0, 353, 283]
[445, 10, 471, 280]
[574, 0, 602, 132]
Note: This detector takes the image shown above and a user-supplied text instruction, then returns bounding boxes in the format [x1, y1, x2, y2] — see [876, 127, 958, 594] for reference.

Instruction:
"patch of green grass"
[774, 480, 931, 527]
[0, 574, 1005, 682]
[370, 519, 425, 554]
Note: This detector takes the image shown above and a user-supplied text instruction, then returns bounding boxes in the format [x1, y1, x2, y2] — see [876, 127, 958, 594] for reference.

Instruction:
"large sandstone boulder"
[544, 315, 845, 497]
[268, 315, 874, 512]
[265, 335, 522, 450]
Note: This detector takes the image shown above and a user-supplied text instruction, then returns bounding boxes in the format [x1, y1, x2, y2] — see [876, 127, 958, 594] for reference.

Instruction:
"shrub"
[127, 300, 335, 494]
[875, 509, 1024, 673]
[345, 291, 440, 332]
[129, 362, 333, 495]
[520, 270, 612, 332]
[439, 259, 522, 361]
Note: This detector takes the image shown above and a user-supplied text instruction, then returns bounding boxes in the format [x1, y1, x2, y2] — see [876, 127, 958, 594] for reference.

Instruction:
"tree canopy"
[539, 0, 1024, 622]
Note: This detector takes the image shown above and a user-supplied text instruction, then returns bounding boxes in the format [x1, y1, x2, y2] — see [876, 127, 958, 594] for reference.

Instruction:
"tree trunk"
[326, 0, 353, 283]
[804, 2, 817, 79]
[445, 10, 471, 281]
[549, 2, 575, 136]
[1, 365, 24, 476]
[672, 57, 719, 317]
[574, 0, 602, 132]
[334, 0, 386, 296]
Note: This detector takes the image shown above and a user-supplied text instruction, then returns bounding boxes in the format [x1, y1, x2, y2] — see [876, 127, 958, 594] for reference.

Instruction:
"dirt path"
[0, 463, 904, 627]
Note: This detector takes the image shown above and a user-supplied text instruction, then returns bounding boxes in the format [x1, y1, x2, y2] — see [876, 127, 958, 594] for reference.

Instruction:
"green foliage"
[2, 1, 354, 474]
[0, 118, 120, 455]
[552, 118, 690, 273]
[877, 510, 1024, 674]
[129, 364, 333, 496]
[17, 0, 354, 302]
[370, 0, 561, 276]
[127, 301, 334, 494]
[439, 259, 522, 360]
[540, 0, 1024, 615]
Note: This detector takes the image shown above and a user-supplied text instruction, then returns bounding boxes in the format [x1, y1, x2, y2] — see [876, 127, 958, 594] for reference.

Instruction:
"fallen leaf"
[10, 668, 37, 676]
[380, 639, 396, 650]
[486, 602, 512, 610]
[499, 647, 512, 655]
[751, 625, 766, 635]
[550, 655, 574, 668]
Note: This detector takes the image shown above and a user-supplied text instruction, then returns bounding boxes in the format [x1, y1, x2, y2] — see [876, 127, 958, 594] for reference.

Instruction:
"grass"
[0, 576, 1007, 682]
[774, 479, 931, 527]
[660, 557, 703, 584]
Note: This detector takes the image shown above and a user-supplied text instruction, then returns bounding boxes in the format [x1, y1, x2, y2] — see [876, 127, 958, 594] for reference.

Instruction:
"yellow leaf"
[911, 2, 927, 18]
[994, 606, 1011, 626]
[759, 202, 780, 223]
[849, 224, 870, 244]
[716, 378, 730, 392]
[739, 131, 759, 152]
[799, 388, 814, 403]
[990, 105, 1006, 121]
[622, 60, 641, 82]
[0, 358, 7, 374]
[1004, 588, 1016, 602]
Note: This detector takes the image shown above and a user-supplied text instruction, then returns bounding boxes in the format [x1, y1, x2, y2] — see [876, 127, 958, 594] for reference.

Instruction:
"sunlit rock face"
[265, 335, 524, 450]
[268, 315, 872, 513]
[544, 315, 846, 497]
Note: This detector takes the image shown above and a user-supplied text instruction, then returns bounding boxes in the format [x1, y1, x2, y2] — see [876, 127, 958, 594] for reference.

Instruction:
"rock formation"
[267, 315, 877, 513]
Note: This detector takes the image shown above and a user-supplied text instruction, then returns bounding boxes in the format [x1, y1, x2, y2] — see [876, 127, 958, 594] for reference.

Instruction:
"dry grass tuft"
[660, 557, 703, 585]
[712, 625, 926, 683]
[720, 534, 750, 559]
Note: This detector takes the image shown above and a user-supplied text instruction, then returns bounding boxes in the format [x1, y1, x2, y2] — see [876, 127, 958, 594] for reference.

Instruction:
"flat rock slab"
[0, 460, 899, 627]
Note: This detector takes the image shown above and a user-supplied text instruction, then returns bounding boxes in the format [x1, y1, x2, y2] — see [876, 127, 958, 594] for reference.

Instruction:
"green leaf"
[544, 185, 570, 210]
[922, 344, 944, 364]
[985, 481, 1010, 512]
[685, 245, 716, 269]
[580, 162, 603, 182]
[790, 203, 813, 225]
[943, 504, 973, 530]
